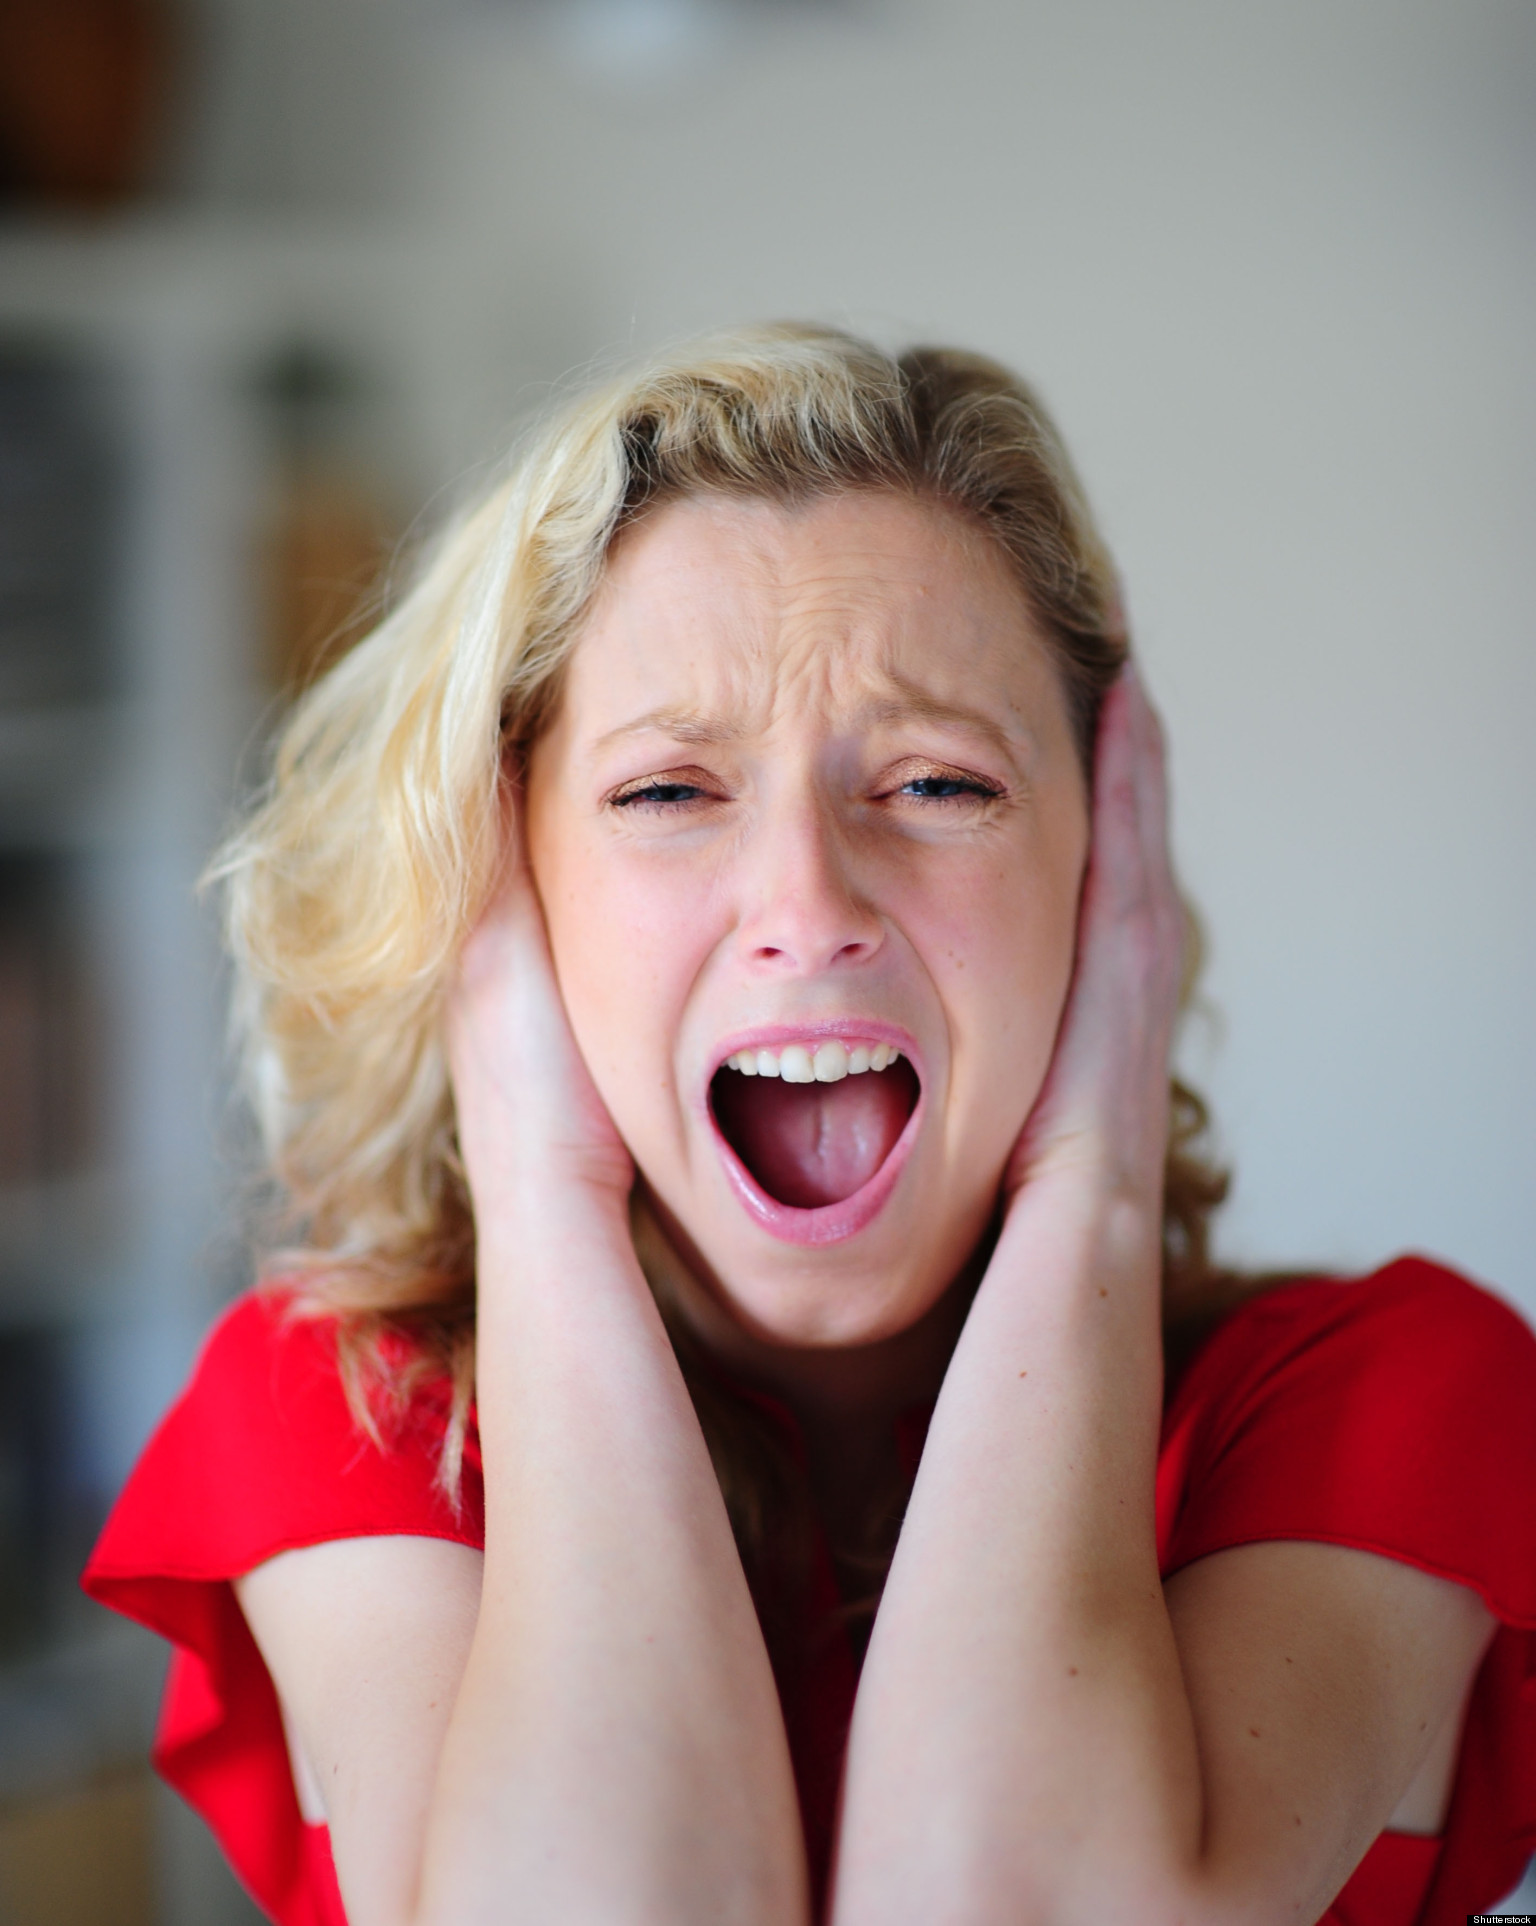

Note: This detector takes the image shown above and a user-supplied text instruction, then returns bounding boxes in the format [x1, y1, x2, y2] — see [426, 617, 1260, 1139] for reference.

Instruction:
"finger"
[1126, 670, 1186, 975]
[469, 761, 543, 940]
[1121, 665, 1174, 888]
[1121, 668, 1188, 1007]
[1086, 670, 1144, 909]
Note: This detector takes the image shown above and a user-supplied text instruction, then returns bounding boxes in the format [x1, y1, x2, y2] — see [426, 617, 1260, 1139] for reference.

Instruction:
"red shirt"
[83, 1255, 1536, 1925]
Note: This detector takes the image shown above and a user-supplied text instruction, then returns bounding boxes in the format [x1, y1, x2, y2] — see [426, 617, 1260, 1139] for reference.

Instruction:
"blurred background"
[0, 1, 1531, 1919]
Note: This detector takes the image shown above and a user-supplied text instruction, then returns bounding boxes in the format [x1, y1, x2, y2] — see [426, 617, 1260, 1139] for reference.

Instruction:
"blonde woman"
[86, 328, 1536, 1926]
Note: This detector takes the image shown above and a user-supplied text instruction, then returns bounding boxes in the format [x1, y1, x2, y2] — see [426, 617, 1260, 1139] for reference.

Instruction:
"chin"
[721, 1257, 943, 1351]
[644, 1157, 998, 1355]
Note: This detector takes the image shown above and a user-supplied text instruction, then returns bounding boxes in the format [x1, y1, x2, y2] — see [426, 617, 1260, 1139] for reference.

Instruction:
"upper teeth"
[724, 1040, 901, 1083]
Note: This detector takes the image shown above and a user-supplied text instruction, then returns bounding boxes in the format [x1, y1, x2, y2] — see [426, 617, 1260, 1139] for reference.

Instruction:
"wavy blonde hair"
[213, 323, 1230, 1512]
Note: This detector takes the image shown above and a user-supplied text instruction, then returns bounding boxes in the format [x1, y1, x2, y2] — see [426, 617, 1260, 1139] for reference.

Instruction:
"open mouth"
[709, 1038, 922, 1211]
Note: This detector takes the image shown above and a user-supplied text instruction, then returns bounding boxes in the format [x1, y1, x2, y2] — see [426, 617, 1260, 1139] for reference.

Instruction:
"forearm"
[418, 1196, 807, 1926]
[834, 1192, 1202, 1926]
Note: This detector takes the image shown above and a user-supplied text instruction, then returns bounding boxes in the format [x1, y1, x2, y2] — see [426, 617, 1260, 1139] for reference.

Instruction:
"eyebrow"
[593, 707, 747, 752]
[592, 688, 1021, 759]
[855, 690, 1019, 758]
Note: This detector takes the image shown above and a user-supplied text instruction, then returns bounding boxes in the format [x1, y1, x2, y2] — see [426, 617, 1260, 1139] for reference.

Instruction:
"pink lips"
[706, 1020, 925, 1246]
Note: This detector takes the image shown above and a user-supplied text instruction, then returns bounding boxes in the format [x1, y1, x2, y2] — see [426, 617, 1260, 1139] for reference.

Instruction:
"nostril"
[749, 934, 880, 969]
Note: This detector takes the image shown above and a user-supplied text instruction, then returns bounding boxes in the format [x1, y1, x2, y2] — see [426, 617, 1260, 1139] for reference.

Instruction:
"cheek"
[925, 833, 1085, 1144]
[529, 828, 715, 1126]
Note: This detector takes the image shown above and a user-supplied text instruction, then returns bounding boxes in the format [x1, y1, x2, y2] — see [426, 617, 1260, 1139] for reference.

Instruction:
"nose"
[735, 795, 885, 976]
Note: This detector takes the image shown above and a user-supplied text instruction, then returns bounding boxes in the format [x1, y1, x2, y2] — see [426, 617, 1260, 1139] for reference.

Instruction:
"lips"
[706, 1025, 923, 1246]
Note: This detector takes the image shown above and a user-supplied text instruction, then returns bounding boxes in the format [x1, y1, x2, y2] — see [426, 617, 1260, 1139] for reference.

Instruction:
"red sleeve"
[81, 1289, 483, 1926]
[1156, 1255, 1536, 1923]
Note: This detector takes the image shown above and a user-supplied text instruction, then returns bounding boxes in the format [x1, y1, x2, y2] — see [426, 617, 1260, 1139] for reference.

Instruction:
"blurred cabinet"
[0, 217, 468, 1926]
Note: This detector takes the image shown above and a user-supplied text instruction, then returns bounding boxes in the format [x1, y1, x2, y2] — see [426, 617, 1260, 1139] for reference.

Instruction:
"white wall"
[195, 0, 1536, 1310]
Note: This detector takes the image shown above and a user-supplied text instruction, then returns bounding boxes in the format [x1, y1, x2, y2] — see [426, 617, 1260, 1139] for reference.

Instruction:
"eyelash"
[892, 774, 1002, 802]
[609, 780, 712, 809]
[607, 770, 1004, 810]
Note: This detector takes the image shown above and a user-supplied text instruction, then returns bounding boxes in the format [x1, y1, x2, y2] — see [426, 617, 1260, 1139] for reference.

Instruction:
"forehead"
[555, 490, 1064, 746]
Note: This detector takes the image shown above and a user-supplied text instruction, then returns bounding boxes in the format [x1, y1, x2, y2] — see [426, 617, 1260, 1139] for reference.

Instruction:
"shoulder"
[167, 1287, 360, 1455]
[1158, 1256, 1536, 1625]
[192, 1283, 346, 1387]
[87, 1286, 483, 1592]
[80, 1288, 482, 1926]
[1170, 1254, 1536, 1426]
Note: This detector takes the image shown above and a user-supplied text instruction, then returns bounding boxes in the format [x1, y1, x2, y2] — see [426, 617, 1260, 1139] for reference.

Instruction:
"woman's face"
[525, 490, 1090, 1349]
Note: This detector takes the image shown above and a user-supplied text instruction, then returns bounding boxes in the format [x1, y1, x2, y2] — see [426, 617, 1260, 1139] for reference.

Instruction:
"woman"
[85, 326, 1536, 1925]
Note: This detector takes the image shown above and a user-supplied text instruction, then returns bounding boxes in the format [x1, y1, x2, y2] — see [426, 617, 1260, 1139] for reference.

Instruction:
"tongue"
[713, 1063, 918, 1209]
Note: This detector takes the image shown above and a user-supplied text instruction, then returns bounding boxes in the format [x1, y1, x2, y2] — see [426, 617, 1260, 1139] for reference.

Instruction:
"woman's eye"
[609, 780, 710, 808]
[896, 773, 1001, 802]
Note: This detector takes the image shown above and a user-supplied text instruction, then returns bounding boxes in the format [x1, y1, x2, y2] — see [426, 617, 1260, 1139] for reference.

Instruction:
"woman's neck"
[631, 1187, 983, 1436]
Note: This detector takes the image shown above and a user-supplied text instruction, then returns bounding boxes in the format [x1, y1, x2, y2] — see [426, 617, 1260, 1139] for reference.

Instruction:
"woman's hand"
[1002, 662, 1185, 1219]
[833, 661, 1199, 1923]
[837, 662, 1498, 1926]
[424, 772, 806, 1926]
[446, 772, 634, 1224]
[242, 774, 807, 1926]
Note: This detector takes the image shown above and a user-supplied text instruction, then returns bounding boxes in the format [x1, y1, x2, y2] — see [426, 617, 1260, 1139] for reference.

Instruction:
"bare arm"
[235, 1537, 483, 1913]
[834, 1210, 1492, 1925]
[832, 670, 1494, 1926]
[236, 811, 807, 1926]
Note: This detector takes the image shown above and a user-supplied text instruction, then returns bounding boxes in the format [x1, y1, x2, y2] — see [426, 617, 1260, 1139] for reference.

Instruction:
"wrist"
[460, 1122, 635, 1223]
[988, 1174, 1163, 1314]
[473, 1175, 638, 1269]
[1002, 1149, 1159, 1241]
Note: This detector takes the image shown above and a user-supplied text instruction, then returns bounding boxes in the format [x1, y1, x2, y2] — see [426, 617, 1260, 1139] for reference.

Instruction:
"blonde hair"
[213, 323, 1229, 1507]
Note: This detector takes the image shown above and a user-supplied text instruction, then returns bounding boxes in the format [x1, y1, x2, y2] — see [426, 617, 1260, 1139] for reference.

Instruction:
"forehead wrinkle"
[573, 491, 1051, 761]
[858, 641, 1053, 748]
[586, 631, 1041, 764]
[578, 586, 783, 758]
[762, 608, 1042, 763]
[758, 563, 966, 724]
